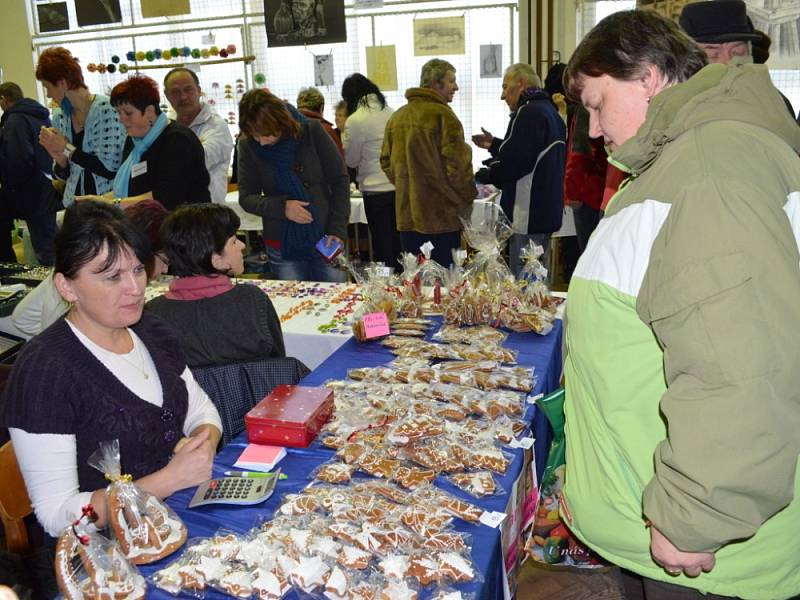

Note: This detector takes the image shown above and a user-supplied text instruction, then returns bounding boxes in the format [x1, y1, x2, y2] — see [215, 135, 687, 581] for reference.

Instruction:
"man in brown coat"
[380, 59, 474, 266]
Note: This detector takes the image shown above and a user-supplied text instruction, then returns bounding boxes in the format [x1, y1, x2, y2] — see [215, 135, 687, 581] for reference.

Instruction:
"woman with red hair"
[36, 47, 126, 206]
[80, 74, 210, 210]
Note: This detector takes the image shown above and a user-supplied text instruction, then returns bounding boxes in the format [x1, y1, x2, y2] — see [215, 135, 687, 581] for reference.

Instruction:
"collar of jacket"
[611, 61, 800, 177]
[404, 87, 449, 107]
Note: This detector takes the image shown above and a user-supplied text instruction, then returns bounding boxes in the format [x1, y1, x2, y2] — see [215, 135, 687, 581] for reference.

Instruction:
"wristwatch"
[63, 143, 76, 160]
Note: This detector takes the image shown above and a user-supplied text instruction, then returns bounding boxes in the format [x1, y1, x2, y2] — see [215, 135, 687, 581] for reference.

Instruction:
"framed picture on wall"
[264, 0, 347, 48]
[75, 0, 122, 26]
[37, 2, 70, 33]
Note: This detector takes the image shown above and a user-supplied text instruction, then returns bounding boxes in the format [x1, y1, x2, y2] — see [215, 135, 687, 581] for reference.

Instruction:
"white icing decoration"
[379, 554, 409, 580]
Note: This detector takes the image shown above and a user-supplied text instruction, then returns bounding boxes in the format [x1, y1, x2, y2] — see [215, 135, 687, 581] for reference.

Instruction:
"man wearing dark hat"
[680, 0, 795, 118]
[679, 0, 760, 65]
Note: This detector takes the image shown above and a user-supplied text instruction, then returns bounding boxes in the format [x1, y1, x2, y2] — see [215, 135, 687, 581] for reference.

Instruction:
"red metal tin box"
[245, 385, 334, 448]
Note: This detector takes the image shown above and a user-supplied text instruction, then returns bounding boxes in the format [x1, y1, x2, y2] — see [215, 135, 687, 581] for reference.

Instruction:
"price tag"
[419, 241, 434, 257]
[376, 266, 392, 277]
[479, 510, 507, 528]
[202, 33, 216, 44]
[527, 392, 544, 405]
[509, 437, 535, 449]
[362, 312, 390, 339]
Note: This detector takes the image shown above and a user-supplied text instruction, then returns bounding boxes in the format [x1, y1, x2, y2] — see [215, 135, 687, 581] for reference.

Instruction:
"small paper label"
[376, 266, 392, 277]
[419, 241, 434, 257]
[202, 33, 215, 44]
[509, 437, 535, 449]
[362, 312, 390, 338]
[131, 161, 148, 178]
[479, 510, 507, 528]
[527, 392, 544, 405]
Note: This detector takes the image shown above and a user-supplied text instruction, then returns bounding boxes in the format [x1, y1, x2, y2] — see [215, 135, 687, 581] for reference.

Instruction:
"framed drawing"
[366, 45, 398, 91]
[75, 0, 122, 26]
[264, 0, 347, 48]
[37, 2, 70, 33]
[480, 44, 502, 78]
[413, 16, 465, 56]
[141, 0, 190, 18]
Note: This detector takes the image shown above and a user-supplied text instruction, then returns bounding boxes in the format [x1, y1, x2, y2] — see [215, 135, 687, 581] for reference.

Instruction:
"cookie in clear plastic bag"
[55, 504, 147, 600]
[89, 440, 188, 564]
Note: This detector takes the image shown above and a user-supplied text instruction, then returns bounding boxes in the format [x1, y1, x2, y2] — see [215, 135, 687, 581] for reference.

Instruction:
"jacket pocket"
[643, 253, 777, 384]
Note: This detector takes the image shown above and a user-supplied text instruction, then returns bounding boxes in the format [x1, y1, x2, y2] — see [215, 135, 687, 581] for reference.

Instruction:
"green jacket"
[563, 62, 800, 598]
[380, 87, 475, 234]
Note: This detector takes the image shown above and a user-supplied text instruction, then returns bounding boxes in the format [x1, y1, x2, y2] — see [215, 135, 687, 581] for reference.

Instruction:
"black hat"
[679, 1, 761, 44]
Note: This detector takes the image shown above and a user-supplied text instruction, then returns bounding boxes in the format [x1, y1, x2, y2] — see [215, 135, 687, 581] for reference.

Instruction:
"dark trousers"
[400, 230, 461, 267]
[620, 568, 800, 600]
[573, 202, 602, 255]
[362, 191, 402, 269]
[0, 208, 16, 263]
[25, 212, 57, 266]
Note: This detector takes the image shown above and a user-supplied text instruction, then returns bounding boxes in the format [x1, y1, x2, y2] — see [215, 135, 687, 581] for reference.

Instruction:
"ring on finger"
[666, 568, 681, 576]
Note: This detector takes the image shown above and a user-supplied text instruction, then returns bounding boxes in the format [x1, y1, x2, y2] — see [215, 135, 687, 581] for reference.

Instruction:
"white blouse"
[10, 322, 221, 537]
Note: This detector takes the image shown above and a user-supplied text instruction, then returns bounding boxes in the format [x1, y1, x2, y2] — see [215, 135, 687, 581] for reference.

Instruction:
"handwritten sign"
[362, 312, 390, 339]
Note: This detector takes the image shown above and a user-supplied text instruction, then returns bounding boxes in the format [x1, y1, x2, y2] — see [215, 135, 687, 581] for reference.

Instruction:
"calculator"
[188, 470, 280, 508]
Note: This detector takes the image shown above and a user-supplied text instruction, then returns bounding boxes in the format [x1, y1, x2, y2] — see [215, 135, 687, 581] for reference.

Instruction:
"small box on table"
[245, 385, 334, 448]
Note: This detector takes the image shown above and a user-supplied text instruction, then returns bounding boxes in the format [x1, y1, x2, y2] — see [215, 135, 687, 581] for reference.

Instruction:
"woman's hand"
[650, 526, 716, 578]
[285, 200, 314, 224]
[39, 126, 68, 156]
[164, 429, 214, 491]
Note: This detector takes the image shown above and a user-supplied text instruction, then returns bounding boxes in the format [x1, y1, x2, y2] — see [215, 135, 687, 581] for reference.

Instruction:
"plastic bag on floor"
[524, 388, 600, 567]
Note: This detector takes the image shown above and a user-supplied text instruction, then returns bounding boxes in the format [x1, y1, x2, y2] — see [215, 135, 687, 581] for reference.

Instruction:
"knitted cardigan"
[52, 95, 127, 206]
[0, 313, 189, 492]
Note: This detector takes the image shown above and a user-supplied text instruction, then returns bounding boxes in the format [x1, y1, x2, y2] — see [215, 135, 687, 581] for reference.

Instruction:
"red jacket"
[563, 108, 623, 211]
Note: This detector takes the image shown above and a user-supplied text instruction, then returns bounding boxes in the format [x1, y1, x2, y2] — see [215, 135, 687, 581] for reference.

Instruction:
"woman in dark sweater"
[78, 74, 210, 210]
[146, 203, 285, 368]
[0, 201, 221, 539]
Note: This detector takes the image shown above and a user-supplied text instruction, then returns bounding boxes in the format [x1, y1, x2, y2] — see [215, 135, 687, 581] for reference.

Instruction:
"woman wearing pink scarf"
[146, 203, 285, 368]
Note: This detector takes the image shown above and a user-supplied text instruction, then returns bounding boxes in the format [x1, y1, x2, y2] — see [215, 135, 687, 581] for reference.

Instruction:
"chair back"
[192, 357, 310, 446]
[0, 441, 33, 553]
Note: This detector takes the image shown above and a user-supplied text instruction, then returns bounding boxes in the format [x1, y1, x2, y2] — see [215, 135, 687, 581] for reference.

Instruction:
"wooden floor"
[515, 559, 628, 600]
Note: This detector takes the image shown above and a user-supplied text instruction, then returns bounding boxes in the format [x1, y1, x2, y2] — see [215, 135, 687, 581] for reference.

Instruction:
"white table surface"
[145, 278, 362, 371]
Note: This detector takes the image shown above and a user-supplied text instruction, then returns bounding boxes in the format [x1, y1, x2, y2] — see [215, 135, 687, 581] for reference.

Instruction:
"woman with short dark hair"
[36, 46, 127, 206]
[1, 200, 221, 540]
[340, 73, 400, 267]
[78, 75, 210, 210]
[237, 89, 349, 281]
[562, 9, 800, 597]
[146, 203, 285, 368]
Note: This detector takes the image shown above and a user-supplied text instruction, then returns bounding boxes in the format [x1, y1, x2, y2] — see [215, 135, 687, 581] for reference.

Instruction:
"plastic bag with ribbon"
[89, 439, 187, 564]
[55, 504, 147, 600]
[460, 202, 514, 288]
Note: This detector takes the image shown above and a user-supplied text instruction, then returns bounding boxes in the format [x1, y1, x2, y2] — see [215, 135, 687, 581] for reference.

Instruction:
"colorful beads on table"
[280, 300, 314, 323]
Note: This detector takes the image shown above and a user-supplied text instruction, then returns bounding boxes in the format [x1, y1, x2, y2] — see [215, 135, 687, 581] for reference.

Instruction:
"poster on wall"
[366, 45, 398, 91]
[413, 16, 465, 56]
[37, 2, 70, 33]
[314, 54, 334, 86]
[744, 0, 800, 68]
[479, 44, 502, 78]
[264, 0, 346, 48]
[75, 0, 122, 26]
[141, 0, 190, 18]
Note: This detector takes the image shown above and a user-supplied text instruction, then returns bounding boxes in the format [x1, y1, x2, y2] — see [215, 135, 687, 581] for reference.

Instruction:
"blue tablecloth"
[143, 320, 562, 599]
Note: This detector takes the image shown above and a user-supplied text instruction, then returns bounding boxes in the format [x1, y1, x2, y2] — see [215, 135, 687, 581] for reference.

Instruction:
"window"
[29, 0, 520, 170]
